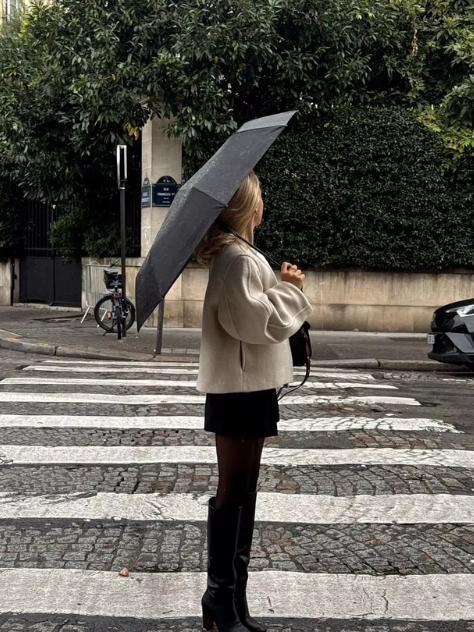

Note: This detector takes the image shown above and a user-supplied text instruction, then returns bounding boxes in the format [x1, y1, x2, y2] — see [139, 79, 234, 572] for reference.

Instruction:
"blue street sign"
[152, 176, 179, 207]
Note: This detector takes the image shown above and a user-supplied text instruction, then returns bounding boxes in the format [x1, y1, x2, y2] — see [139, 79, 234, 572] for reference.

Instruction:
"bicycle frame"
[99, 281, 128, 340]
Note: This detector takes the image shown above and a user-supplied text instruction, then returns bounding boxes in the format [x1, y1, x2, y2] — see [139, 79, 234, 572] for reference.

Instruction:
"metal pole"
[117, 145, 128, 338]
[154, 300, 165, 355]
[119, 184, 127, 338]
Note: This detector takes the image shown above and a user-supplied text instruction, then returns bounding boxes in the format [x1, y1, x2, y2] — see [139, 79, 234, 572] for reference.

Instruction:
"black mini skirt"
[204, 389, 280, 438]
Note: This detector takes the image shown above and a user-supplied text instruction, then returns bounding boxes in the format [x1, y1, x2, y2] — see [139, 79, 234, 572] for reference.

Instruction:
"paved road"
[0, 305, 432, 361]
[0, 351, 474, 630]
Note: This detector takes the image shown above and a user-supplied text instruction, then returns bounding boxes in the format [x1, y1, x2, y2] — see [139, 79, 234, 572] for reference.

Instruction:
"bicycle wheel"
[122, 298, 136, 331]
[94, 295, 118, 332]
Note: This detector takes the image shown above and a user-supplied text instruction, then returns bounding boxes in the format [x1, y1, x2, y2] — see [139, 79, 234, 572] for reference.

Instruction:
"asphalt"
[0, 304, 454, 371]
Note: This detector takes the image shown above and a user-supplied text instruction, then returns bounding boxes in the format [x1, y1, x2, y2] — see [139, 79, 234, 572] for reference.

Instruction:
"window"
[5, 0, 19, 18]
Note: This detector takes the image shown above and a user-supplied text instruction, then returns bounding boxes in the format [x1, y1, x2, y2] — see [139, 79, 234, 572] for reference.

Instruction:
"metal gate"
[19, 138, 141, 307]
[19, 201, 82, 307]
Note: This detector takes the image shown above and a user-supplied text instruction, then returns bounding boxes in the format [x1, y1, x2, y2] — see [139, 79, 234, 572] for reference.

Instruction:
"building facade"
[1, 0, 27, 21]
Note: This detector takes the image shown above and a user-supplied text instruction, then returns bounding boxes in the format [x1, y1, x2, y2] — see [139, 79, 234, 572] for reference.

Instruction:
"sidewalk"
[0, 304, 441, 369]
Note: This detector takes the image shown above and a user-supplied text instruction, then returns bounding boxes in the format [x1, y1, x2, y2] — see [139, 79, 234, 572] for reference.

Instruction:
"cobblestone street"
[1, 353, 474, 630]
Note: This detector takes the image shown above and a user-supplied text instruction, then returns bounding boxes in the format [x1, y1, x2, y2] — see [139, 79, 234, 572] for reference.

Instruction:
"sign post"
[117, 145, 128, 338]
[154, 300, 165, 356]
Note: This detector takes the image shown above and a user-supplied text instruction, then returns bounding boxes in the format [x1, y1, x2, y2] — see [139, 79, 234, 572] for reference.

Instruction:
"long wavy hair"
[195, 171, 261, 267]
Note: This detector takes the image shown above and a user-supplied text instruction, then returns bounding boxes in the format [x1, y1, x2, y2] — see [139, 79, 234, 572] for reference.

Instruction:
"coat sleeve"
[217, 255, 312, 344]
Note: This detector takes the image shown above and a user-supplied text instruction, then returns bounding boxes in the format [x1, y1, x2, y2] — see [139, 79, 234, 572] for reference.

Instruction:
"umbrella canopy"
[135, 110, 297, 330]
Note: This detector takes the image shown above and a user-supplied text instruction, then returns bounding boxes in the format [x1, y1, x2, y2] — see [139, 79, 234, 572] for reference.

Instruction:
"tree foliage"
[0, 0, 472, 257]
[396, 0, 474, 156]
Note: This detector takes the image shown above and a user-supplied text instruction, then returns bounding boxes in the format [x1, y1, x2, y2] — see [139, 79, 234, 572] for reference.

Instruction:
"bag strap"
[277, 358, 310, 401]
[218, 221, 311, 400]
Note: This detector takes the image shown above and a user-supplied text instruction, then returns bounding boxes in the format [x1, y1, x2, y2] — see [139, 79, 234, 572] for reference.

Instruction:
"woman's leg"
[234, 437, 267, 632]
[215, 435, 260, 509]
[248, 437, 265, 493]
[202, 434, 257, 631]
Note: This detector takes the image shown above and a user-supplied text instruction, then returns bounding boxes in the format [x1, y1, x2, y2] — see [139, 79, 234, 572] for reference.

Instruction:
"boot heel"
[202, 604, 215, 630]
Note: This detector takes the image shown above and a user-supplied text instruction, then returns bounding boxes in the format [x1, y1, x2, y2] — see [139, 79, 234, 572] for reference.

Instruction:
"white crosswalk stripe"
[1, 568, 472, 621]
[0, 491, 472, 523]
[0, 358, 470, 628]
[42, 359, 203, 366]
[0, 414, 459, 432]
[23, 364, 377, 380]
[0, 445, 471, 467]
[3, 376, 397, 390]
[0, 391, 419, 405]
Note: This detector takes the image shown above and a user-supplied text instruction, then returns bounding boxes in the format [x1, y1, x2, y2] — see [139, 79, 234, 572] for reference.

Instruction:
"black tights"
[214, 435, 265, 509]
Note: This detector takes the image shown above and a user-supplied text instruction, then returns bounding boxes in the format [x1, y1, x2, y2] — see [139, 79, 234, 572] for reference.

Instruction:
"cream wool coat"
[196, 242, 313, 394]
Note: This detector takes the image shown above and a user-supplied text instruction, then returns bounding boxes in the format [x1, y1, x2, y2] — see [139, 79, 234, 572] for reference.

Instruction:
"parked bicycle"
[94, 266, 136, 340]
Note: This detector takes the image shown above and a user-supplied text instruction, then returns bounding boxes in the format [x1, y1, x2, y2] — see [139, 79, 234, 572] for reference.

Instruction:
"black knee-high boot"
[234, 491, 267, 632]
[201, 497, 249, 632]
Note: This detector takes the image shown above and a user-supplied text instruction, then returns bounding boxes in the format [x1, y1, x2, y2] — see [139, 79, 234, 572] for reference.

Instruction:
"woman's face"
[254, 193, 264, 228]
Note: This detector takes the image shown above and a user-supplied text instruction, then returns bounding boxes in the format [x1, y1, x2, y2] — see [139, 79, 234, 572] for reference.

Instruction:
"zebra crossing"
[0, 358, 473, 630]
[3, 490, 474, 524]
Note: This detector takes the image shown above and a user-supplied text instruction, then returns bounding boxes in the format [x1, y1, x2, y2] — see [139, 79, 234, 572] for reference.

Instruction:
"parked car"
[428, 298, 474, 368]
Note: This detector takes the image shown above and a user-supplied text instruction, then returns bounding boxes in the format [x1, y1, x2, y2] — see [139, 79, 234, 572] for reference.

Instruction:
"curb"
[0, 331, 199, 363]
[312, 358, 458, 372]
[0, 335, 153, 361]
[312, 359, 380, 369]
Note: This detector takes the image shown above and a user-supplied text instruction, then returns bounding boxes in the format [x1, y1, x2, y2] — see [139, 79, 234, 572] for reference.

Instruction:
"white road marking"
[1, 491, 473, 524]
[26, 365, 202, 375]
[0, 446, 470, 467]
[2, 377, 395, 391]
[0, 392, 419, 406]
[280, 416, 460, 432]
[39, 360, 376, 377]
[302, 382, 396, 390]
[0, 414, 458, 432]
[0, 568, 473, 620]
[25, 365, 376, 380]
[42, 359, 201, 367]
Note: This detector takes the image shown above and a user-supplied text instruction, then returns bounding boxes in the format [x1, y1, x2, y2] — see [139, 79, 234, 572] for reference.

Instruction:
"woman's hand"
[281, 262, 305, 290]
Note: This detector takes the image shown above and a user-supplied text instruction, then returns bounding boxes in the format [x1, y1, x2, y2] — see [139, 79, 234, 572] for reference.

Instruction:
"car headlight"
[446, 304, 474, 318]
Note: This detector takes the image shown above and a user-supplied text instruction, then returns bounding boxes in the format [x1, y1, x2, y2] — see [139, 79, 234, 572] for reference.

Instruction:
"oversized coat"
[196, 242, 313, 393]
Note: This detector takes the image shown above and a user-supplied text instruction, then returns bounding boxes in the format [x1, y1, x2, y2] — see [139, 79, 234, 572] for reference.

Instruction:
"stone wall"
[303, 270, 474, 332]
[81, 259, 474, 332]
[0, 259, 19, 306]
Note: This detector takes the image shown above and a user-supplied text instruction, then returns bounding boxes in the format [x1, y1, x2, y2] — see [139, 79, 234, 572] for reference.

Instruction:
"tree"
[396, 0, 474, 157]
[0, 0, 419, 201]
[0, 0, 472, 255]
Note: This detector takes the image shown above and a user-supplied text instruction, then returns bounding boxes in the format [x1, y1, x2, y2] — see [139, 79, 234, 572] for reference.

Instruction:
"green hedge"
[185, 107, 474, 271]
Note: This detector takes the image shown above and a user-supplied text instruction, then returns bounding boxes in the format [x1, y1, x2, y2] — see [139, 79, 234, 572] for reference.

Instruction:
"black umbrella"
[135, 110, 297, 330]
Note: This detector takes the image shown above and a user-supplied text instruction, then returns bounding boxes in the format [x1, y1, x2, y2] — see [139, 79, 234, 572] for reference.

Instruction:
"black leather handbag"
[282, 320, 312, 399]
[222, 224, 312, 398]
[290, 320, 312, 367]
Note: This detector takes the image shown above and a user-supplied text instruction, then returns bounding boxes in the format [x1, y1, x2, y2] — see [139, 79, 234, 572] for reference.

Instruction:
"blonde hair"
[195, 171, 261, 267]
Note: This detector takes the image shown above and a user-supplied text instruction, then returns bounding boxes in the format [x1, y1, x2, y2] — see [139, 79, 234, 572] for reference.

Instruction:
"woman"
[195, 171, 312, 632]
